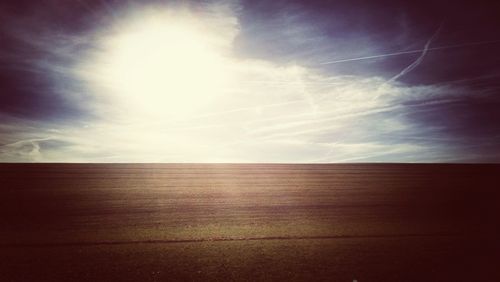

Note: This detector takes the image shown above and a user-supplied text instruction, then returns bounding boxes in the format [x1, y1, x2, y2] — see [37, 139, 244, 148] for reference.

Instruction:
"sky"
[1, 0, 499, 162]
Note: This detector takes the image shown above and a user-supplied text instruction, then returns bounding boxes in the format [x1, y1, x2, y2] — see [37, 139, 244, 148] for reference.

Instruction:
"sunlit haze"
[88, 10, 233, 119]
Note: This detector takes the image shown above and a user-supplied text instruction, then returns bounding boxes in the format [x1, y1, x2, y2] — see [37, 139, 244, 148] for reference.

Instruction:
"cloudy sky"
[1, 0, 499, 162]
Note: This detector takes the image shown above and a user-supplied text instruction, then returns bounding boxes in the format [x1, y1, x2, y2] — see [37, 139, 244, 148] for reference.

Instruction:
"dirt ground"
[1, 164, 499, 281]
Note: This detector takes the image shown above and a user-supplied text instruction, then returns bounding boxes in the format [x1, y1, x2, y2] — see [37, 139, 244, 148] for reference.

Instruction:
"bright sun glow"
[96, 12, 232, 118]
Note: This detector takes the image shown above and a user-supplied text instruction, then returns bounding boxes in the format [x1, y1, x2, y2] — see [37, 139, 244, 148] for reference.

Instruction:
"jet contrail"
[0, 137, 53, 148]
[389, 24, 443, 82]
[320, 39, 500, 65]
